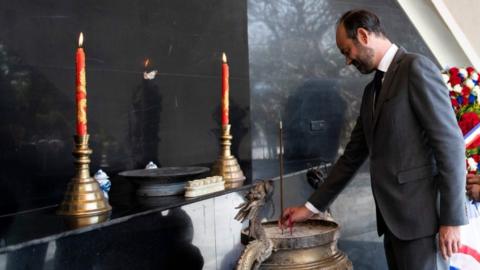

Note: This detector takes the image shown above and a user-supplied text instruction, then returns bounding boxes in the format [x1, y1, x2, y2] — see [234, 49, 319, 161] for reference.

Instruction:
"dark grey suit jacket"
[308, 48, 468, 240]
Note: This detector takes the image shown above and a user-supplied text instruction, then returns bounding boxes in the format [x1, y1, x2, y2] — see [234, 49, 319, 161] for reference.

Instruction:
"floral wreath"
[443, 67, 480, 173]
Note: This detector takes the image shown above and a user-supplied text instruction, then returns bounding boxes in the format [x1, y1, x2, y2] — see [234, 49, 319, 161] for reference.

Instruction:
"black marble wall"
[0, 0, 250, 214]
[247, 1, 438, 269]
[248, 0, 436, 179]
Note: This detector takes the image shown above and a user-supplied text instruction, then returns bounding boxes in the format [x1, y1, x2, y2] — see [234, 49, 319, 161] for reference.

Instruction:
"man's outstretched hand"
[278, 205, 314, 229]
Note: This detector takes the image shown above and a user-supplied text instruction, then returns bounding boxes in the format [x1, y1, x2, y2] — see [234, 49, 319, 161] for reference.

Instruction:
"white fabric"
[377, 44, 398, 74]
[305, 201, 320, 214]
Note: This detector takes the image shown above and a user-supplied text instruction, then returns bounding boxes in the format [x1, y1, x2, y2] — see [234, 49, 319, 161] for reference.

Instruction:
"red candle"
[76, 32, 87, 136]
[221, 53, 229, 126]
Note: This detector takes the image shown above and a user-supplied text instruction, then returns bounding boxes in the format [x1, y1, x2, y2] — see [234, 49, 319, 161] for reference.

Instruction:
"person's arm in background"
[467, 174, 480, 201]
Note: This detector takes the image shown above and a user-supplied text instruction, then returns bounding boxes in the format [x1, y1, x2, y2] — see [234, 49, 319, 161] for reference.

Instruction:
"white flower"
[453, 84, 463, 93]
[473, 85, 480, 95]
[467, 157, 478, 172]
[459, 68, 468, 77]
[474, 86, 480, 104]
[465, 79, 475, 89]
[442, 74, 450, 84]
[447, 82, 452, 90]
[472, 72, 479, 81]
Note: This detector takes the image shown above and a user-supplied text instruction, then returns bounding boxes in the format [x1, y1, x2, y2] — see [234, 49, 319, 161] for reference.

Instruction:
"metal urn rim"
[242, 219, 340, 250]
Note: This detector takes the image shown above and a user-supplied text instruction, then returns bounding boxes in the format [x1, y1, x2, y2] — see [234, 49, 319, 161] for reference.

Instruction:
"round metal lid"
[118, 166, 210, 184]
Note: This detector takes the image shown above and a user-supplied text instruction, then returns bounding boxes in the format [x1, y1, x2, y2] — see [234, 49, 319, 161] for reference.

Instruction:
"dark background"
[0, 0, 437, 214]
[0, 0, 251, 214]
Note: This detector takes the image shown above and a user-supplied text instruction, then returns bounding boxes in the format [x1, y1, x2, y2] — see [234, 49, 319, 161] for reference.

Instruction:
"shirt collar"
[377, 44, 398, 73]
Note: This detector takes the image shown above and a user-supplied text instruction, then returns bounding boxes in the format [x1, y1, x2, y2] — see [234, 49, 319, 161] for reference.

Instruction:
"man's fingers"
[278, 206, 315, 229]
[440, 238, 461, 260]
[442, 239, 453, 259]
[449, 239, 460, 255]
[453, 239, 461, 254]
[279, 208, 292, 228]
[440, 236, 453, 260]
[447, 240, 453, 258]
[439, 226, 462, 260]
[279, 215, 288, 228]
[440, 239, 447, 260]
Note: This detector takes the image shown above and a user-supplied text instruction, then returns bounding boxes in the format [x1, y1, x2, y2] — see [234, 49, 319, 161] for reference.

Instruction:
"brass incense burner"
[241, 220, 352, 270]
[211, 124, 246, 188]
[235, 181, 352, 270]
[57, 135, 111, 217]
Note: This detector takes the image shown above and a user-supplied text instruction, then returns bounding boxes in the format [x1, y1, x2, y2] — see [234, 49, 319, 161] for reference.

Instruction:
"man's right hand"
[278, 206, 314, 229]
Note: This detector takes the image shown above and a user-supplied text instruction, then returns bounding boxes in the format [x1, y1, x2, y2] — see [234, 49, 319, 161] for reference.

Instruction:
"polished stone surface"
[0, 183, 248, 270]
[0, 0, 251, 215]
[0, 177, 250, 251]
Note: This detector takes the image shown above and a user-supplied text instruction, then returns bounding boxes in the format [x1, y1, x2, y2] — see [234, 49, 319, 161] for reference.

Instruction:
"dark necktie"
[373, 70, 385, 109]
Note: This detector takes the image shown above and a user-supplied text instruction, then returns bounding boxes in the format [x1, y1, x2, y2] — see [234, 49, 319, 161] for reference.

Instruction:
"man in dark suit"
[279, 9, 468, 270]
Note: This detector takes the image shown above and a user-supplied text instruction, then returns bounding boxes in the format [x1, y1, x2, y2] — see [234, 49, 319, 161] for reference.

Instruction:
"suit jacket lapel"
[372, 48, 406, 130]
[363, 81, 375, 146]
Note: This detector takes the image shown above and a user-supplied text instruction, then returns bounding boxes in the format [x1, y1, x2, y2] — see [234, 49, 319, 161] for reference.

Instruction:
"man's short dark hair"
[338, 9, 386, 40]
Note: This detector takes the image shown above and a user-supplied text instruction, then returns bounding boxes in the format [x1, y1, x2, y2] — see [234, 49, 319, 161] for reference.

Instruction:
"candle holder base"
[57, 176, 112, 216]
[212, 156, 246, 188]
[211, 125, 246, 188]
[57, 135, 111, 217]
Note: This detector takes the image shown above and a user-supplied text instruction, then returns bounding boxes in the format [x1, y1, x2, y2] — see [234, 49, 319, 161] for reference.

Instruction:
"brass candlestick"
[57, 135, 112, 216]
[211, 124, 246, 188]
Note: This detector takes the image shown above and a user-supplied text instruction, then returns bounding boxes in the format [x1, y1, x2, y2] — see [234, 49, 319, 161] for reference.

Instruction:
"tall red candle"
[221, 53, 229, 126]
[76, 32, 87, 136]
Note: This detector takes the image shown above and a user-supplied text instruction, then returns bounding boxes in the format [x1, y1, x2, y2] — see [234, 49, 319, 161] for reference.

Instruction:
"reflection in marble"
[0, 191, 246, 270]
[248, 0, 436, 179]
[0, 0, 250, 214]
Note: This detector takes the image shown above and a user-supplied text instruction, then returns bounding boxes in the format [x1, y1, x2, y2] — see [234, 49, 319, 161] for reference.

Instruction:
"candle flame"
[222, 52, 227, 63]
[78, 32, 84, 47]
[144, 58, 150, 68]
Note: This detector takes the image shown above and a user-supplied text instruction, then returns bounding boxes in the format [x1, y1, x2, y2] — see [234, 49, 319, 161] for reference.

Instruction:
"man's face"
[336, 24, 375, 74]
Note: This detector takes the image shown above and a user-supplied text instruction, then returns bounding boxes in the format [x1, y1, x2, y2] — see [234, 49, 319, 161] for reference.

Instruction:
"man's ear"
[356, 27, 369, 45]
